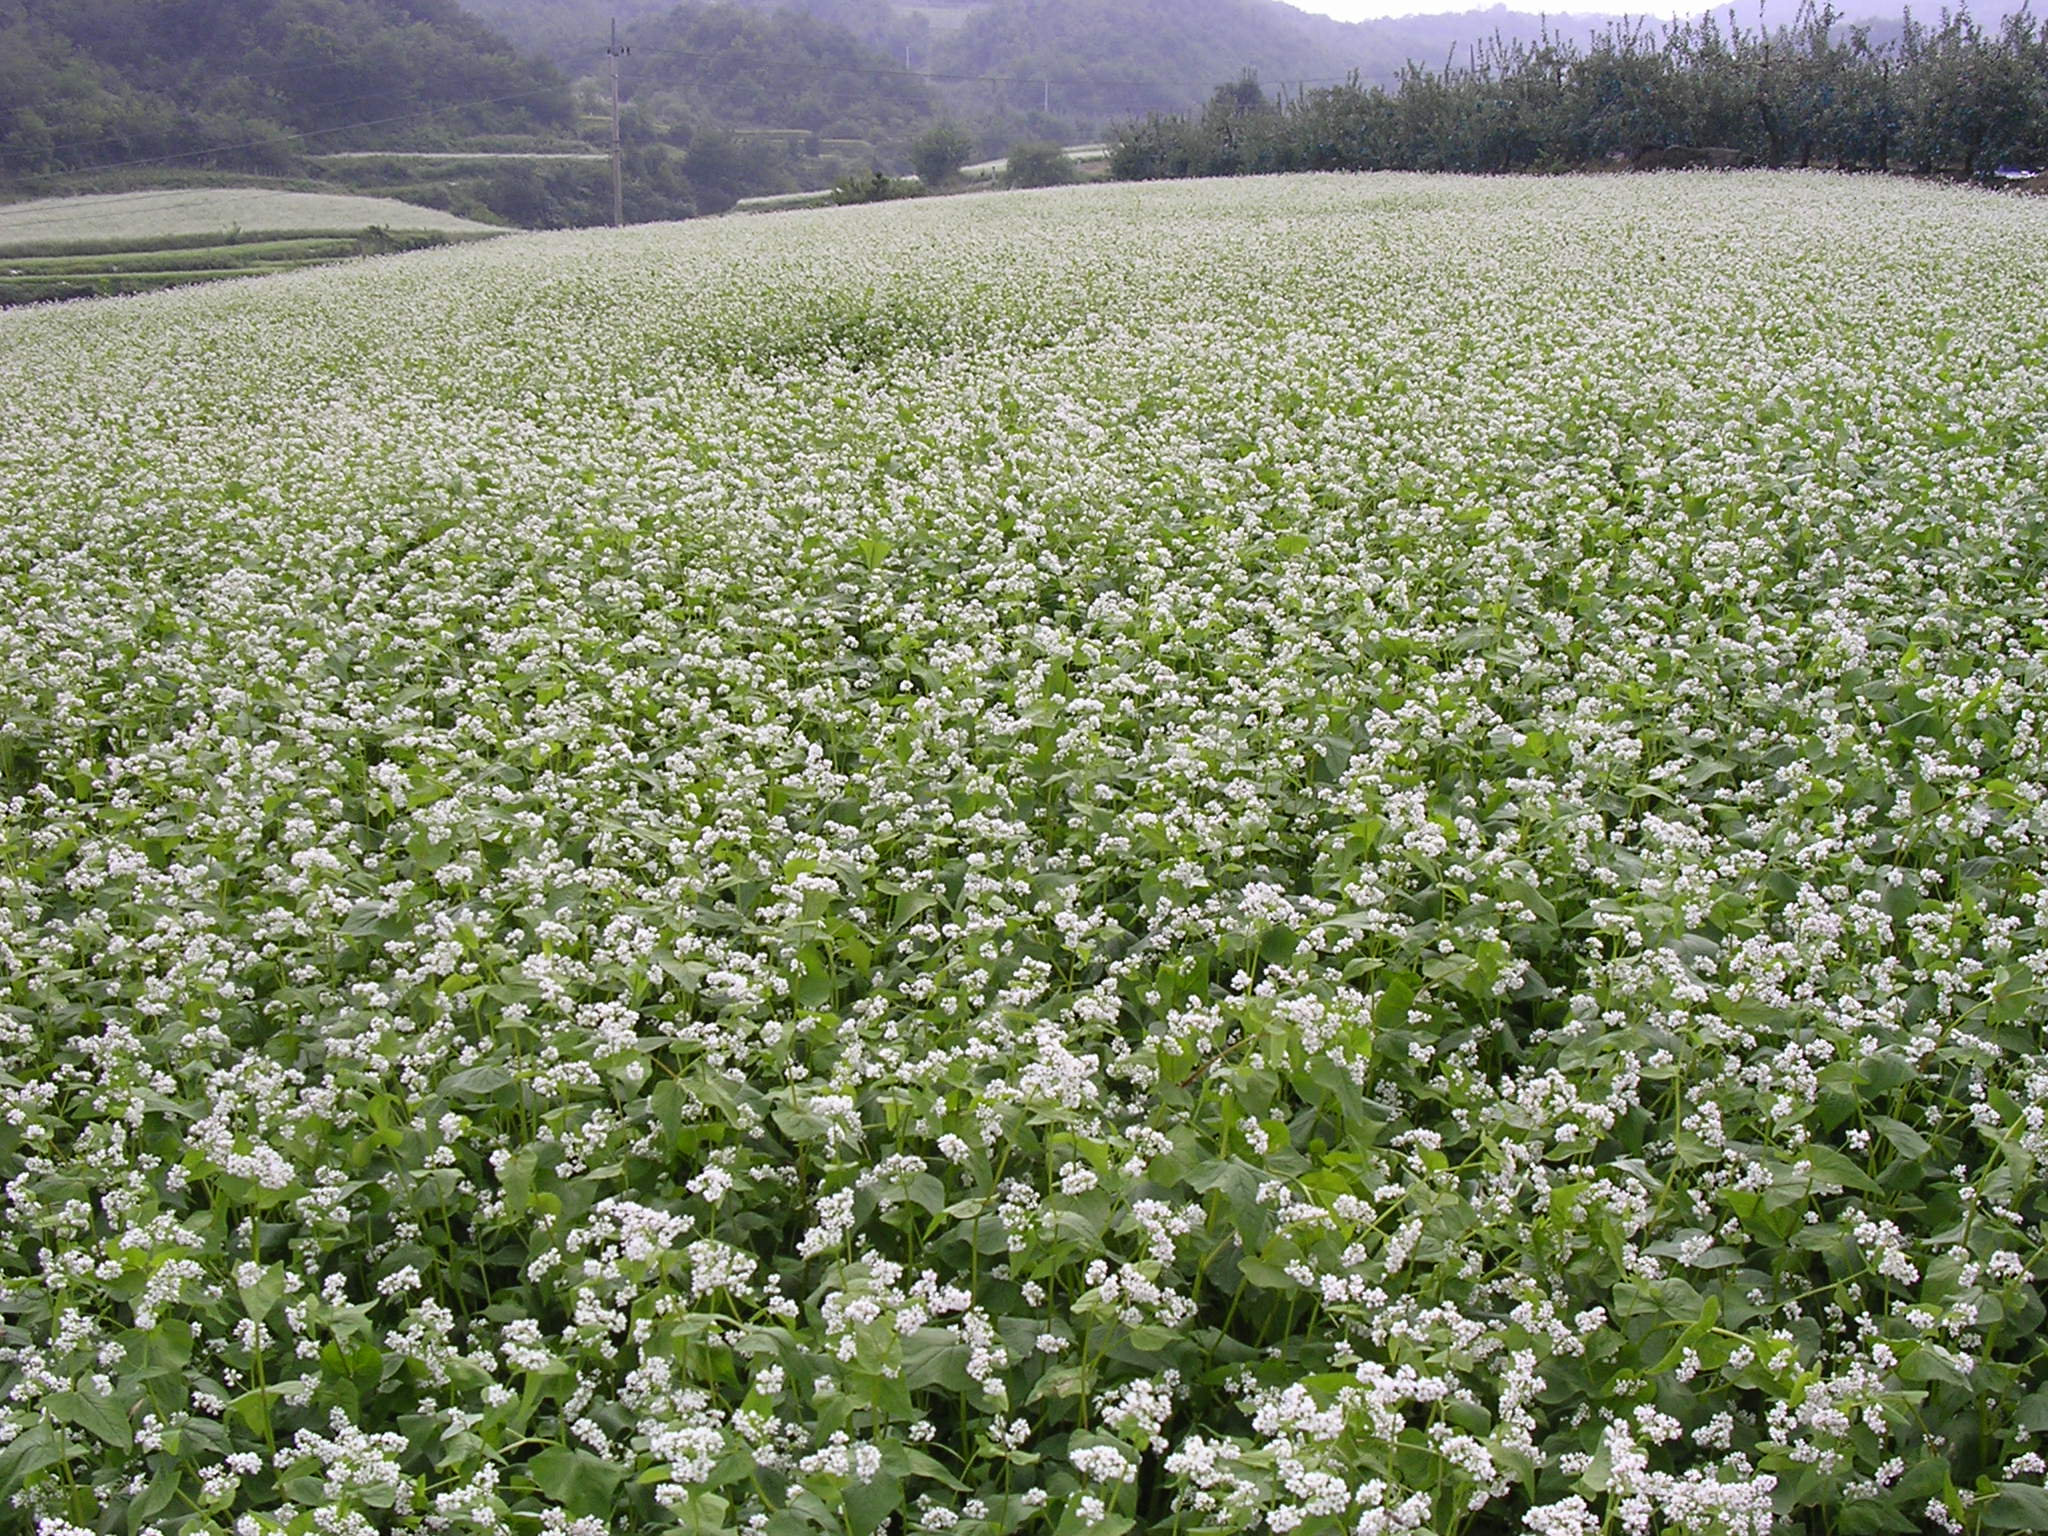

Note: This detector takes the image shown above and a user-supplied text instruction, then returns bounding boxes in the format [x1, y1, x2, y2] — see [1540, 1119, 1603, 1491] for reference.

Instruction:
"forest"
[618, 4, 936, 167]
[0, 0, 574, 183]
[1108, 6, 2048, 183]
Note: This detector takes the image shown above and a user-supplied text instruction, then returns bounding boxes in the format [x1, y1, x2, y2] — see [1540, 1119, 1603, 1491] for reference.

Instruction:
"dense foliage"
[458, 0, 916, 74]
[0, 0, 572, 184]
[3, 174, 2048, 1536]
[911, 122, 978, 186]
[1110, 7, 2048, 181]
[620, 3, 937, 151]
[1000, 140, 1079, 187]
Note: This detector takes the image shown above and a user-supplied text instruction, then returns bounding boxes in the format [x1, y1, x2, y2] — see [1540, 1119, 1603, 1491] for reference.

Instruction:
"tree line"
[1108, 6, 2048, 183]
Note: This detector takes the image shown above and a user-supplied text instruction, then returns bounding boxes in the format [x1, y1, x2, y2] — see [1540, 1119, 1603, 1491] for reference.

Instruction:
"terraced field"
[1, 175, 2045, 1536]
[0, 189, 500, 305]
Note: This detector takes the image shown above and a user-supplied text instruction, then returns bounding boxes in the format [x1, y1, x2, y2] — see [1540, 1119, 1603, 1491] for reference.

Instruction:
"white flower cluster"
[0, 172, 2043, 1535]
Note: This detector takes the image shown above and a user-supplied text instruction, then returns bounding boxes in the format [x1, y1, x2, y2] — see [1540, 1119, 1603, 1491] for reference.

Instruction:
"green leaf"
[1981, 1483, 2048, 1531]
[670, 1492, 731, 1535]
[901, 1327, 969, 1392]
[1056, 1512, 1132, 1536]
[1870, 1115, 1932, 1161]
[1643, 1294, 1721, 1375]
[1898, 1345, 1972, 1390]
[237, 1265, 286, 1322]
[1892, 1457, 1951, 1504]
[528, 1447, 626, 1516]
[655, 954, 708, 992]
[1835, 1502, 1919, 1535]
[499, 1145, 538, 1214]
[0, 1422, 63, 1491]
[1236, 1257, 1300, 1290]
[1790, 1144, 1881, 1195]
[128, 1468, 182, 1532]
[842, 1471, 902, 1535]
[47, 1389, 133, 1450]
[1026, 1366, 1089, 1404]
[340, 902, 395, 935]
[896, 1445, 968, 1492]
[443, 1064, 515, 1098]
[1371, 971, 1420, 1031]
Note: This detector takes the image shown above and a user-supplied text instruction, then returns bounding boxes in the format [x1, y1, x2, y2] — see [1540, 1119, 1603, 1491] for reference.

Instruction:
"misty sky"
[1287, 0, 1717, 19]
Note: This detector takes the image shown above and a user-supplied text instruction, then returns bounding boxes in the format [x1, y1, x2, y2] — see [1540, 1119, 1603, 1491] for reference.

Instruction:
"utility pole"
[1042, 77, 1050, 115]
[608, 18, 629, 227]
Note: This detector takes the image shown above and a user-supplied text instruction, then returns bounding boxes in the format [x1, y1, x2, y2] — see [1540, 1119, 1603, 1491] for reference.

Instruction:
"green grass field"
[1, 174, 2046, 1536]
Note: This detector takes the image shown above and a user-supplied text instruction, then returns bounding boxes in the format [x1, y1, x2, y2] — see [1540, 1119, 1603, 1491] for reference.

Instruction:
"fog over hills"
[457, 0, 2015, 147]
[459, 0, 1638, 106]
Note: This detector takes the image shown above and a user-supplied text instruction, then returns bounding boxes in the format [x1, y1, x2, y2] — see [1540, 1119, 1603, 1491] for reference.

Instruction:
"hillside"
[620, 3, 937, 146]
[0, 0, 573, 191]
[462, 0, 920, 69]
[454, 0, 1635, 137]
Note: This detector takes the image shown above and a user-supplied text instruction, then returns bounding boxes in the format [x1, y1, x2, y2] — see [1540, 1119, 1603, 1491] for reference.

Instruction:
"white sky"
[1282, 0, 2013, 19]
[1286, 0, 1711, 20]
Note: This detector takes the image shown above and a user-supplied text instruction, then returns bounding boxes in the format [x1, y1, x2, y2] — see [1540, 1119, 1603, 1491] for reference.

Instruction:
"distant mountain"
[455, 0, 1639, 122]
[924, 0, 1627, 124]
[0, 0, 572, 184]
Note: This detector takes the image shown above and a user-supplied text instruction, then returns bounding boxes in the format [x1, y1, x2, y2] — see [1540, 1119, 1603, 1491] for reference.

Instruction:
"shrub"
[831, 169, 921, 204]
[910, 121, 975, 188]
[1003, 140, 1080, 188]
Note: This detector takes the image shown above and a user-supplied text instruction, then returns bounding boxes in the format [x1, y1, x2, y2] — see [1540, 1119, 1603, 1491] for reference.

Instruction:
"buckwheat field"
[2, 173, 2046, 1536]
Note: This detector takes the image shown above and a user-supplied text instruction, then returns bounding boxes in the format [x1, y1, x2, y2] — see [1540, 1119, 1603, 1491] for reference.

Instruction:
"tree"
[1002, 139, 1077, 187]
[911, 120, 973, 187]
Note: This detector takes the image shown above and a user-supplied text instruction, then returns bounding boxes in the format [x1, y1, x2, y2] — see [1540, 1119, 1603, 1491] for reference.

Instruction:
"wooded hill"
[459, 0, 917, 72]
[459, 0, 1630, 147]
[618, 3, 936, 151]
[0, 0, 574, 187]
